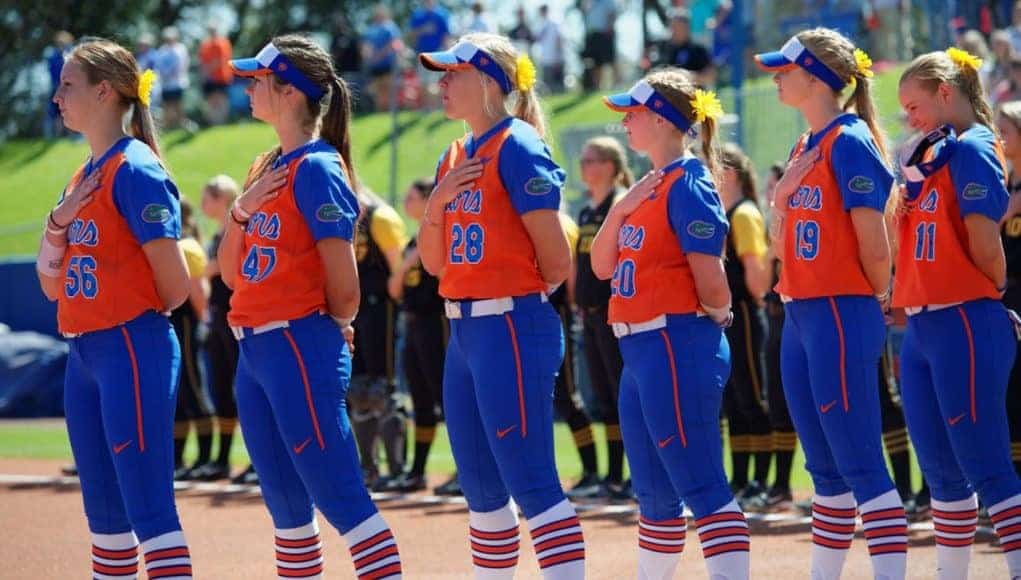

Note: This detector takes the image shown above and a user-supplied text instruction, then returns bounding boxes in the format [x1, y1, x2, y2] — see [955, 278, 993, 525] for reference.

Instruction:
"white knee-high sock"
[637, 515, 686, 580]
[141, 530, 192, 579]
[989, 493, 1021, 579]
[859, 489, 907, 580]
[695, 500, 749, 580]
[932, 495, 977, 580]
[470, 500, 520, 579]
[526, 499, 585, 580]
[810, 492, 856, 580]
[92, 531, 138, 580]
[275, 521, 323, 579]
[344, 512, 401, 579]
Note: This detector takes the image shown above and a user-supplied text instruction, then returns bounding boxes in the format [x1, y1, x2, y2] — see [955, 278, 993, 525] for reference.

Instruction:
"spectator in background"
[645, 9, 715, 87]
[463, 2, 493, 34]
[409, 0, 451, 109]
[135, 33, 162, 113]
[198, 24, 233, 126]
[869, 0, 911, 63]
[157, 26, 192, 131]
[536, 3, 566, 93]
[991, 29, 1015, 96]
[994, 54, 1021, 105]
[508, 6, 534, 53]
[362, 4, 403, 111]
[331, 14, 368, 113]
[580, 0, 618, 90]
[690, 0, 723, 45]
[1009, 0, 1021, 54]
[958, 29, 995, 89]
[43, 30, 73, 139]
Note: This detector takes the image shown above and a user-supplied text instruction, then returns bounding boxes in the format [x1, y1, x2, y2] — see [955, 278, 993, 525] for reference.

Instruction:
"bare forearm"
[418, 202, 447, 276]
[969, 241, 1007, 288]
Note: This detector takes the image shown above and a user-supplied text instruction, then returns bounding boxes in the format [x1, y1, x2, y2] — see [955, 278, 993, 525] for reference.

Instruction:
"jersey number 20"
[450, 223, 485, 264]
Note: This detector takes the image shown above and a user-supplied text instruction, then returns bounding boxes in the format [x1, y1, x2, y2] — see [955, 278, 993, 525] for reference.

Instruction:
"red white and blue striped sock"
[989, 493, 1021, 578]
[275, 521, 323, 579]
[931, 495, 977, 580]
[810, 492, 856, 580]
[526, 499, 585, 579]
[469, 500, 520, 578]
[344, 513, 402, 580]
[695, 500, 750, 580]
[860, 489, 907, 579]
[141, 530, 192, 579]
[91, 531, 138, 579]
[637, 514, 685, 580]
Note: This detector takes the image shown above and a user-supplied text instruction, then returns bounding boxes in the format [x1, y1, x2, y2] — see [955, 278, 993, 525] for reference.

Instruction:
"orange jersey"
[199, 36, 233, 84]
[229, 141, 359, 327]
[776, 114, 893, 299]
[608, 157, 729, 324]
[57, 138, 180, 335]
[893, 125, 1008, 307]
[435, 117, 564, 300]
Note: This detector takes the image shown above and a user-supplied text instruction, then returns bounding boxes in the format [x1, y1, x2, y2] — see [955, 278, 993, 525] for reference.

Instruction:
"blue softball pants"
[234, 311, 377, 533]
[65, 310, 184, 541]
[781, 295, 895, 502]
[900, 299, 1021, 506]
[617, 314, 732, 520]
[442, 293, 567, 517]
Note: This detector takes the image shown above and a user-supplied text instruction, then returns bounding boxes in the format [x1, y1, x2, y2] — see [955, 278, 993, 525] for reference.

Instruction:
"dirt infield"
[0, 459, 1010, 579]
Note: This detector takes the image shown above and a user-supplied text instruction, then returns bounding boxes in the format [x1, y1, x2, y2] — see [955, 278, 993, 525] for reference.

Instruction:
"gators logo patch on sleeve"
[686, 220, 716, 239]
[847, 175, 875, 194]
[316, 203, 344, 222]
[141, 203, 172, 223]
[525, 176, 554, 196]
[961, 182, 989, 200]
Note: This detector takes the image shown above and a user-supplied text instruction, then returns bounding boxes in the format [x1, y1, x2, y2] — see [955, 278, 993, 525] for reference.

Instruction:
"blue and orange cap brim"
[603, 93, 644, 112]
[419, 51, 472, 72]
[754, 51, 798, 72]
[230, 57, 270, 77]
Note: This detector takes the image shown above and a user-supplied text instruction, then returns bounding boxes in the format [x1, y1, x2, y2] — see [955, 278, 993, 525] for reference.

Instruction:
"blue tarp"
[0, 330, 67, 417]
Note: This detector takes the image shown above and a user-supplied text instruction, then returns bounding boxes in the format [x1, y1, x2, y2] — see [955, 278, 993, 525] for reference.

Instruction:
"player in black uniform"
[568, 136, 633, 499]
[997, 103, 1021, 476]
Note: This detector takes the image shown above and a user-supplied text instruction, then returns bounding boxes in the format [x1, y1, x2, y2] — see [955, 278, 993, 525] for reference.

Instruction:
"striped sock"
[860, 489, 907, 579]
[810, 492, 856, 580]
[92, 531, 138, 579]
[932, 495, 978, 580]
[470, 500, 520, 578]
[527, 499, 585, 579]
[989, 493, 1021, 577]
[695, 499, 750, 579]
[141, 530, 192, 579]
[275, 521, 323, 579]
[637, 515, 685, 580]
[344, 512, 401, 580]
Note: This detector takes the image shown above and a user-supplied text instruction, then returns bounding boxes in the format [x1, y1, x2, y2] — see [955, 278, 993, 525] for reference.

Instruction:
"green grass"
[0, 69, 905, 256]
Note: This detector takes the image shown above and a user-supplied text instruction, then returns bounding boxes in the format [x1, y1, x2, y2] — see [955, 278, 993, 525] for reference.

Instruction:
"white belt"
[780, 294, 793, 303]
[905, 302, 962, 317]
[444, 293, 547, 320]
[612, 314, 667, 338]
[230, 320, 290, 340]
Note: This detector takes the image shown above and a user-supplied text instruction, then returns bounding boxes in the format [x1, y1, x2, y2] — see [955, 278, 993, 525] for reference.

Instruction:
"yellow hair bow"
[690, 89, 724, 123]
[946, 46, 983, 72]
[515, 53, 537, 92]
[138, 69, 157, 108]
[853, 48, 874, 79]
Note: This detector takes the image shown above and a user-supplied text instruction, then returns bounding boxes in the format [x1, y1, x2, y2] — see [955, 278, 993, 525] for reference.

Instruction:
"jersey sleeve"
[112, 161, 182, 245]
[831, 130, 894, 212]
[179, 238, 208, 279]
[293, 154, 359, 242]
[498, 133, 565, 215]
[369, 204, 408, 252]
[950, 132, 1009, 222]
[730, 203, 768, 258]
[667, 169, 729, 256]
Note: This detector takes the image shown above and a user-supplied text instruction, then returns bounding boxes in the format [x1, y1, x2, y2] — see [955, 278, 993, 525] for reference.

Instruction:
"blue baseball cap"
[419, 41, 513, 94]
[604, 80, 693, 133]
[231, 42, 326, 101]
[755, 36, 847, 92]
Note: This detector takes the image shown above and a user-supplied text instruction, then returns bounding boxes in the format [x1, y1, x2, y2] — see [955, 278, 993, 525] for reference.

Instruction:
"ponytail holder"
[515, 53, 537, 92]
[138, 69, 157, 108]
[853, 48, 874, 79]
[946, 47, 982, 72]
[690, 89, 724, 123]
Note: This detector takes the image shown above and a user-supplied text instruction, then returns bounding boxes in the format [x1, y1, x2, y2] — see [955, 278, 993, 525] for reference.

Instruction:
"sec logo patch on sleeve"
[524, 177, 554, 196]
[848, 175, 875, 194]
[687, 220, 715, 239]
[141, 203, 172, 223]
[316, 203, 344, 222]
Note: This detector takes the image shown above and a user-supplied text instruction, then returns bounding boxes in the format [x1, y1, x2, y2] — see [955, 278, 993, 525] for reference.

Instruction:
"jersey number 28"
[450, 223, 485, 264]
